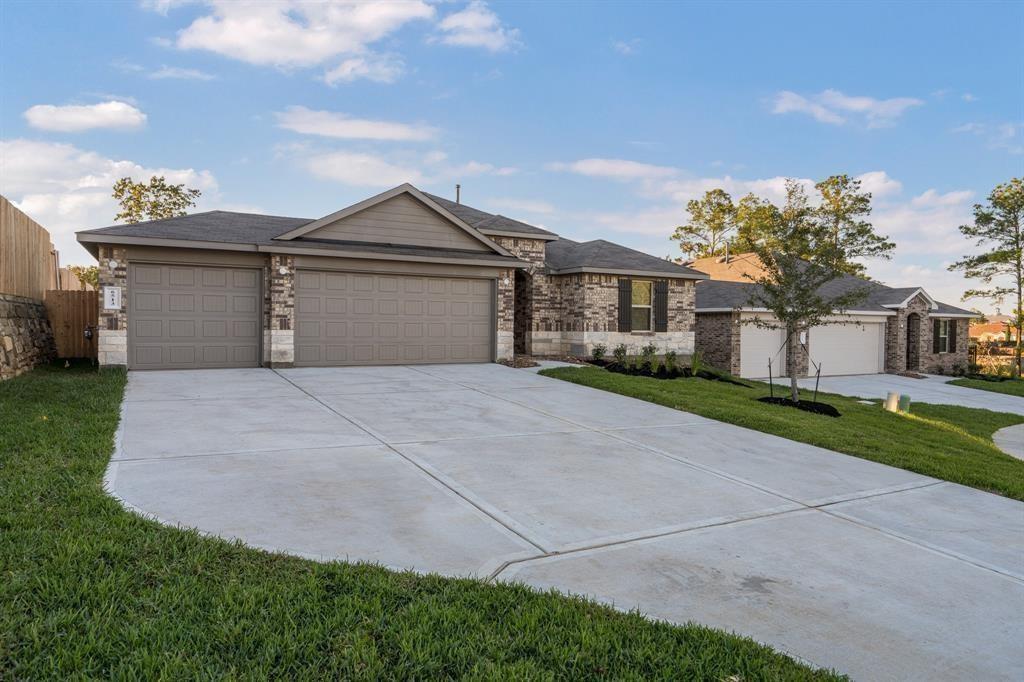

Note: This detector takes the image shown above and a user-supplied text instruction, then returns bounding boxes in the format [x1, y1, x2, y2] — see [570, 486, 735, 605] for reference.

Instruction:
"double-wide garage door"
[128, 264, 261, 369]
[294, 270, 493, 366]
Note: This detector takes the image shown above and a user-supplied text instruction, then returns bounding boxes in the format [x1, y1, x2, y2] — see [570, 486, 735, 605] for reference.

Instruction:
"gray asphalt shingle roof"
[423, 193, 558, 238]
[546, 239, 707, 278]
[79, 210, 311, 244]
[695, 276, 973, 316]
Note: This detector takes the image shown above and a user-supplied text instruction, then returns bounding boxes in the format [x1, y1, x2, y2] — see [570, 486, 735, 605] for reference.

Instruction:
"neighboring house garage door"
[128, 264, 261, 370]
[809, 321, 884, 376]
[294, 270, 493, 366]
[740, 323, 786, 378]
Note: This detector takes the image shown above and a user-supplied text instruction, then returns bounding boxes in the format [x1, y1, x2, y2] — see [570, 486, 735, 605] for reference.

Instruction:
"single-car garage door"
[740, 323, 786, 378]
[294, 270, 493, 366]
[809, 321, 884, 376]
[128, 264, 261, 369]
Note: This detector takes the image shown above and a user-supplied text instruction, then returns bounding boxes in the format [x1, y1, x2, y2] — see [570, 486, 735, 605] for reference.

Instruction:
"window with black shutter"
[653, 280, 668, 332]
[949, 320, 957, 352]
[934, 319, 951, 353]
[618, 278, 632, 332]
[933, 319, 941, 354]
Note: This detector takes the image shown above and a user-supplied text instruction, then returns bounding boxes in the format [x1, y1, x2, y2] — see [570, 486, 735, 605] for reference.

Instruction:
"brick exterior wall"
[0, 293, 55, 380]
[267, 254, 295, 367]
[884, 293, 969, 374]
[694, 312, 740, 375]
[97, 245, 128, 367]
[496, 268, 514, 360]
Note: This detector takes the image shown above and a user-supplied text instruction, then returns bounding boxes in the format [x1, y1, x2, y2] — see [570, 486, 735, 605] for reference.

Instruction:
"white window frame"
[631, 280, 653, 332]
[938, 319, 950, 353]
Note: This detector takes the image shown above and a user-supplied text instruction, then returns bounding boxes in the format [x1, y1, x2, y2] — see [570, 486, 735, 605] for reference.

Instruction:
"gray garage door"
[294, 270, 493, 366]
[128, 264, 261, 369]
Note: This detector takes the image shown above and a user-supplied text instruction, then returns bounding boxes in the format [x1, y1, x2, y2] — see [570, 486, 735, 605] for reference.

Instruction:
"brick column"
[97, 245, 127, 367]
[267, 254, 295, 367]
[496, 269, 514, 360]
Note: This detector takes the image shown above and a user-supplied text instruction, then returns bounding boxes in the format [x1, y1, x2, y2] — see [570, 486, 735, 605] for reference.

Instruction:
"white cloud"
[488, 198, 556, 214]
[166, 0, 433, 83]
[611, 38, 640, 55]
[274, 106, 436, 141]
[0, 139, 217, 264]
[771, 89, 923, 128]
[323, 54, 403, 85]
[962, 93, 978, 102]
[855, 170, 903, 198]
[953, 121, 1024, 154]
[304, 151, 423, 187]
[434, 1, 521, 52]
[547, 158, 678, 181]
[23, 101, 147, 132]
[149, 65, 216, 80]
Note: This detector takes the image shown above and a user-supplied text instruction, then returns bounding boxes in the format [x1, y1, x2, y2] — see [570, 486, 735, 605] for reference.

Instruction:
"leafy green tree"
[112, 176, 202, 224]
[670, 189, 737, 260]
[815, 174, 894, 278]
[66, 265, 98, 289]
[733, 193, 782, 254]
[949, 178, 1024, 376]
[745, 180, 895, 401]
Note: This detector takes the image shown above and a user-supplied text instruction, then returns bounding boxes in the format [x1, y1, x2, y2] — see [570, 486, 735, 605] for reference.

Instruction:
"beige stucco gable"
[298, 193, 492, 252]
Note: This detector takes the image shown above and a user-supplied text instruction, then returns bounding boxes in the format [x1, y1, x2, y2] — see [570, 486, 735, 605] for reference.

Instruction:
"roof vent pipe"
[456, 184, 461, 204]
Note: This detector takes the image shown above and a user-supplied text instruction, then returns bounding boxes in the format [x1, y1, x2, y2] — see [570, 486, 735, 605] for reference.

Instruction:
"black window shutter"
[618, 278, 632, 332]
[653, 280, 668, 332]
[948, 320, 956, 352]
[933, 318, 942, 354]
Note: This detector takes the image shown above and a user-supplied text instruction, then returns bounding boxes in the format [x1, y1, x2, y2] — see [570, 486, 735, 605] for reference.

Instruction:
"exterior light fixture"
[502, 276, 511, 286]
[278, 266, 289, 275]
[108, 259, 118, 269]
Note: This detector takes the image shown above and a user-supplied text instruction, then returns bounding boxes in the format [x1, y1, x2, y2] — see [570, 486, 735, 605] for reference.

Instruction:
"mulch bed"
[757, 396, 841, 417]
[587, 359, 750, 387]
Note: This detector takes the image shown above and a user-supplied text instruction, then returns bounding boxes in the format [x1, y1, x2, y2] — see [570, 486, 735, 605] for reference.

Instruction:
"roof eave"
[258, 244, 529, 268]
[548, 266, 708, 280]
[478, 229, 559, 241]
[76, 233, 259, 253]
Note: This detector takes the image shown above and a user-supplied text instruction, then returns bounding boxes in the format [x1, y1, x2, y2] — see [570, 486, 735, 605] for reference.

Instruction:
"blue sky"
[2, 0, 1021, 309]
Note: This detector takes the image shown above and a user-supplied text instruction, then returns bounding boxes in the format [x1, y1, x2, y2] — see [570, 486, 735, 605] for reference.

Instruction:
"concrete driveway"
[797, 373, 1024, 415]
[107, 364, 1023, 681]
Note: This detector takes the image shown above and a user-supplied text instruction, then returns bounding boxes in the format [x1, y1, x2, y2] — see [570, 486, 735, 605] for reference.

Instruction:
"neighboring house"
[693, 258, 973, 378]
[685, 252, 766, 283]
[76, 183, 705, 370]
[970, 322, 1016, 343]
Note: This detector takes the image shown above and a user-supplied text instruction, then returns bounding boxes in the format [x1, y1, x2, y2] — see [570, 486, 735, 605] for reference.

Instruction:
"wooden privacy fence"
[1, 195, 59, 300]
[45, 290, 98, 358]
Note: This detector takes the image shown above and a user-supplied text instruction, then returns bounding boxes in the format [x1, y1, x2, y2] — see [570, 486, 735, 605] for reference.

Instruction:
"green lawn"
[949, 376, 1024, 397]
[1, 362, 840, 680]
[540, 367, 1024, 501]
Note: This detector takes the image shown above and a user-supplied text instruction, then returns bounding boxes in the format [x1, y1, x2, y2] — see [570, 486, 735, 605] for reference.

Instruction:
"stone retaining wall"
[0, 293, 55, 380]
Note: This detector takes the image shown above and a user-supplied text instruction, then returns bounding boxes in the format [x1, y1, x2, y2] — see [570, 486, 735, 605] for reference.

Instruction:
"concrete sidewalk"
[107, 364, 1024, 681]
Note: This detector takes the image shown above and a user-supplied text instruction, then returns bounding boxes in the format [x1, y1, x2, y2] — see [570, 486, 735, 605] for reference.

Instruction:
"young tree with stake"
[745, 180, 895, 402]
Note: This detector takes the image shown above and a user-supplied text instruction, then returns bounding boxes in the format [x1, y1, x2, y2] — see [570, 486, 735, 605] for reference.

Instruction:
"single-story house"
[694, 266, 974, 378]
[76, 183, 706, 370]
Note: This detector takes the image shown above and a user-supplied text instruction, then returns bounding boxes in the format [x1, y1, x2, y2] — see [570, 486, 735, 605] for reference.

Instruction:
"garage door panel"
[128, 264, 260, 370]
[740, 323, 786, 379]
[810, 322, 884, 376]
[294, 270, 493, 366]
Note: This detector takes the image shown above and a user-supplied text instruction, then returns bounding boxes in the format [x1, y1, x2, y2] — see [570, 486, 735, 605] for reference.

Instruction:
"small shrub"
[664, 350, 678, 371]
[951, 362, 966, 377]
[612, 344, 628, 364]
[638, 344, 657, 373]
[690, 349, 704, 376]
[591, 343, 607, 362]
[932, 364, 945, 376]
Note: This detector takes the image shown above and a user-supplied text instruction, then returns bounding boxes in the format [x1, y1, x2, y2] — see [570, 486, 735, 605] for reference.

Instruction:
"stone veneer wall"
[0, 293, 55, 379]
[97, 245, 128, 367]
[694, 312, 740, 375]
[267, 254, 295, 367]
[923, 318, 969, 373]
[493, 236, 547, 356]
